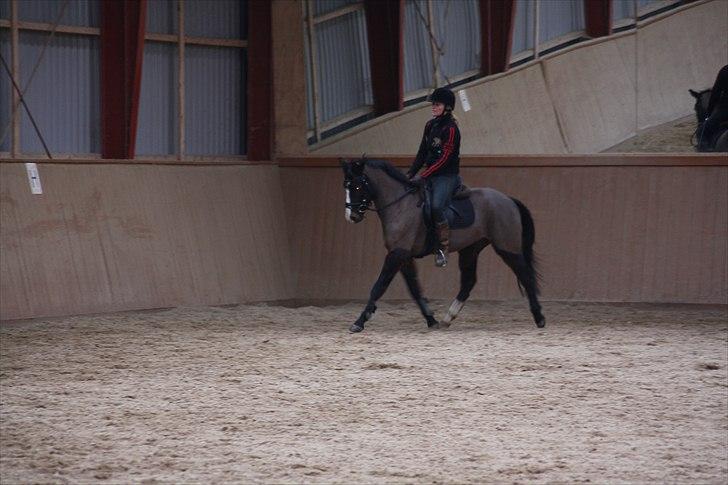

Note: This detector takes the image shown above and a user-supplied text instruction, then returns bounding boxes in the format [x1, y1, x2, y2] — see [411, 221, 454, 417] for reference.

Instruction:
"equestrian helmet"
[429, 87, 456, 110]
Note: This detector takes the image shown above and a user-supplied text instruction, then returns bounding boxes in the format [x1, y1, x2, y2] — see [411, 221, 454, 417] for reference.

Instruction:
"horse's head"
[341, 158, 374, 224]
[690, 88, 711, 123]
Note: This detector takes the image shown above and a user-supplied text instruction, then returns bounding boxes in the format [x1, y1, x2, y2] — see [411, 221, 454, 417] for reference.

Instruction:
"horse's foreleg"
[349, 249, 410, 333]
[400, 258, 439, 328]
[442, 239, 488, 328]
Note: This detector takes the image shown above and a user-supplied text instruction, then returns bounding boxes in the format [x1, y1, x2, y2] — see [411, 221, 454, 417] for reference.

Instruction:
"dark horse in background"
[342, 158, 544, 333]
[689, 88, 728, 152]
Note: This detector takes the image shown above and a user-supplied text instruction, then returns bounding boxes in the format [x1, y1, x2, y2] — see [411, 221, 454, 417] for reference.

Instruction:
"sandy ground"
[604, 115, 697, 153]
[1, 300, 726, 484]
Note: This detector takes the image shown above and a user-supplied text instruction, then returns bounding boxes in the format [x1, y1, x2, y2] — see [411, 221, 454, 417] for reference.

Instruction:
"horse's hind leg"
[400, 259, 439, 328]
[441, 239, 489, 328]
[494, 248, 545, 328]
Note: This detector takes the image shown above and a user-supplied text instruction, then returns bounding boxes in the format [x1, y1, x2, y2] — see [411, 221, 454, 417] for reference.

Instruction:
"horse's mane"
[364, 159, 411, 186]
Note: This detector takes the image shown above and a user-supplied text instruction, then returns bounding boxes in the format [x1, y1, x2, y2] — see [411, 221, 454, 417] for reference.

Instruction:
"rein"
[344, 174, 418, 215]
[372, 185, 418, 213]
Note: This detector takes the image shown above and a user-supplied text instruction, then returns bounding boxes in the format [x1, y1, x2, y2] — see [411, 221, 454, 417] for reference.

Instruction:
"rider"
[699, 64, 728, 151]
[407, 87, 461, 268]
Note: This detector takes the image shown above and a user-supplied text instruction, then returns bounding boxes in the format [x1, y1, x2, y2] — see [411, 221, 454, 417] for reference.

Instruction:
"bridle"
[344, 174, 375, 215]
[344, 173, 417, 216]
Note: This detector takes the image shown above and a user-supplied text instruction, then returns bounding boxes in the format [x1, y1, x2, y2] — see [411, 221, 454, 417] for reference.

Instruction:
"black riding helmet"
[429, 87, 456, 111]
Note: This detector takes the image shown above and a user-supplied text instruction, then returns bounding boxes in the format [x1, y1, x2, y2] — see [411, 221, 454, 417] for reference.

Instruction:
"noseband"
[344, 175, 374, 215]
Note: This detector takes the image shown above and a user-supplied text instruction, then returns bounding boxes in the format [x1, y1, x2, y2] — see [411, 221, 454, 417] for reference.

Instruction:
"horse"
[341, 157, 545, 333]
[689, 88, 728, 152]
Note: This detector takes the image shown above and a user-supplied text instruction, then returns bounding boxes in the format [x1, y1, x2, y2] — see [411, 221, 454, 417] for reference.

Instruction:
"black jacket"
[707, 64, 728, 115]
[408, 114, 460, 178]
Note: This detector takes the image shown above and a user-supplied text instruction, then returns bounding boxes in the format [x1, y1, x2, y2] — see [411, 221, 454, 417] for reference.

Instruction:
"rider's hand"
[409, 174, 424, 186]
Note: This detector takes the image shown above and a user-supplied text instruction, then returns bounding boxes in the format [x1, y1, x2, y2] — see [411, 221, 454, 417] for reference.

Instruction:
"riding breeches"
[428, 174, 460, 224]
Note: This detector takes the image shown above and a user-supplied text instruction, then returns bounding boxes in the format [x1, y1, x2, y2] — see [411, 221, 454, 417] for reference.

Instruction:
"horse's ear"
[689, 89, 699, 98]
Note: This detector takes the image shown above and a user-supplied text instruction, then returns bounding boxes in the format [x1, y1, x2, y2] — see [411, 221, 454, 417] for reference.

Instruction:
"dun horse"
[342, 158, 545, 333]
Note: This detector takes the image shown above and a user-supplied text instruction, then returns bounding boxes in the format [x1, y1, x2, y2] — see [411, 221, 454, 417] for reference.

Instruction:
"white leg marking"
[443, 299, 465, 324]
[345, 189, 353, 222]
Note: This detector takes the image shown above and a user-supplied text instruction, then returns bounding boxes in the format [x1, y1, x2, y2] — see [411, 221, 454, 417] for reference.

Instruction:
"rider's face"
[431, 102, 445, 117]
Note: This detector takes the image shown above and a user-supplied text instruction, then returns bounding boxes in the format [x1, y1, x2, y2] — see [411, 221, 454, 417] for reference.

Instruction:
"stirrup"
[435, 249, 447, 267]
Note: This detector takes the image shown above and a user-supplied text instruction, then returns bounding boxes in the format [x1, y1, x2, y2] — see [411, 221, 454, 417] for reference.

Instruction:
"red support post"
[247, 0, 273, 161]
[100, 0, 147, 159]
[480, 0, 516, 76]
[585, 0, 613, 38]
[364, 0, 404, 115]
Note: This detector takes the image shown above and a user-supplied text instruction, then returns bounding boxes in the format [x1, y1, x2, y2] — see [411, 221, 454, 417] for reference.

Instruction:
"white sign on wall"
[458, 89, 471, 112]
[25, 163, 43, 195]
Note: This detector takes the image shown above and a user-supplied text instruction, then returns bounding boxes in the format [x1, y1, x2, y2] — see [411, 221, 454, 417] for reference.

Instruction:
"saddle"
[452, 184, 471, 200]
[417, 183, 475, 257]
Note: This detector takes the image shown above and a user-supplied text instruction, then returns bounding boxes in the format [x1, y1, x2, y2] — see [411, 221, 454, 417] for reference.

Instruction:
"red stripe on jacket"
[422, 126, 455, 178]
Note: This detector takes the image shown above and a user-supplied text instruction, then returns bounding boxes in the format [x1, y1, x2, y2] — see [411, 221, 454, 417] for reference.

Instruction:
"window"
[304, 0, 373, 143]
[538, 0, 585, 51]
[613, 0, 636, 30]
[510, 0, 587, 65]
[0, 0, 101, 157]
[511, 0, 536, 63]
[404, 0, 480, 100]
[612, 0, 682, 29]
[637, 0, 681, 18]
[136, 0, 247, 158]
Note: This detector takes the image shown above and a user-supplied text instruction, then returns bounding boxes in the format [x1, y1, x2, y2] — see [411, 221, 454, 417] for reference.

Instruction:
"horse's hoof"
[438, 320, 450, 329]
[444, 299, 464, 326]
[536, 317, 546, 328]
[349, 324, 364, 333]
[426, 316, 440, 329]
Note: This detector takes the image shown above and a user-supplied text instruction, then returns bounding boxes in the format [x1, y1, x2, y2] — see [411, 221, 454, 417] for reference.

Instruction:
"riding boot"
[434, 221, 450, 267]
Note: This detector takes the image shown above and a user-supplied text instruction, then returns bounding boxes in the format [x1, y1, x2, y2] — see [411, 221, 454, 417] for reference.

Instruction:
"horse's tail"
[510, 197, 540, 296]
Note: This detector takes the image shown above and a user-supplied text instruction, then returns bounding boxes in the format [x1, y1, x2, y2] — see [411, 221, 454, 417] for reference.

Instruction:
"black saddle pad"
[423, 195, 475, 230]
[444, 197, 475, 229]
[418, 196, 475, 258]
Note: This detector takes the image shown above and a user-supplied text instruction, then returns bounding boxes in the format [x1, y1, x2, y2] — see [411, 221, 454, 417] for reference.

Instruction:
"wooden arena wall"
[1, 155, 726, 321]
[279, 156, 728, 306]
[0, 163, 294, 320]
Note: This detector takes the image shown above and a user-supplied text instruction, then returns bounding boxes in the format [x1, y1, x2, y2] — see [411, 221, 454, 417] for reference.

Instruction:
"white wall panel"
[613, 0, 635, 21]
[315, 9, 372, 123]
[512, 0, 535, 57]
[136, 42, 179, 156]
[185, 0, 245, 39]
[19, 31, 100, 155]
[404, 0, 434, 93]
[539, 0, 585, 45]
[17, 0, 99, 27]
[0, 30, 9, 153]
[433, 0, 480, 81]
[185, 45, 245, 156]
[146, 0, 177, 35]
[313, 0, 358, 17]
